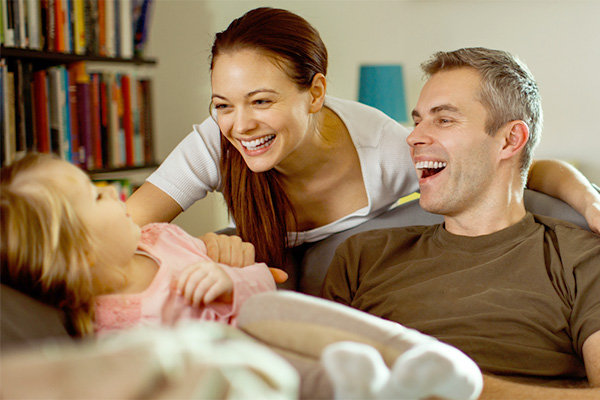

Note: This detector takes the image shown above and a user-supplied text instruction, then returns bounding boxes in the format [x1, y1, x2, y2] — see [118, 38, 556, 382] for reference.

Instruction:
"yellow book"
[73, 0, 86, 54]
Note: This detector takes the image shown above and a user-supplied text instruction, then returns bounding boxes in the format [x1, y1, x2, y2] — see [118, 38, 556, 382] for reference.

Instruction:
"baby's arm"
[175, 261, 234, 307]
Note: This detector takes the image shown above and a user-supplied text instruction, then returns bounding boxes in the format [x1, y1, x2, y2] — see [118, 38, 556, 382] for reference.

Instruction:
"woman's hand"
[199, 233, 289, 283]
[199, 232, 256, 267]
[175, 261, 234, 306]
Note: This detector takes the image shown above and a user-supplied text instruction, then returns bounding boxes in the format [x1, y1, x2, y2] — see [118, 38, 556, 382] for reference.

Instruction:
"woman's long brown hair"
[211, 7, 328, 269]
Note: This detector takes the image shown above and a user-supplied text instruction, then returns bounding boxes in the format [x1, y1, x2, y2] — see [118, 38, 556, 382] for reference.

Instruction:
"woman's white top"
[147, 96, 418, 245]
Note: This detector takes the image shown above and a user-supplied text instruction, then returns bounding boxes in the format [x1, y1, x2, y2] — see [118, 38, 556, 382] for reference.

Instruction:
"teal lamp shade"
[358, 65, 408, 123]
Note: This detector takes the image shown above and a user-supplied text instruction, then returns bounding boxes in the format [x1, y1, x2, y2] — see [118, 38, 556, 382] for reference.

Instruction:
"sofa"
[1, 189, 595, 399]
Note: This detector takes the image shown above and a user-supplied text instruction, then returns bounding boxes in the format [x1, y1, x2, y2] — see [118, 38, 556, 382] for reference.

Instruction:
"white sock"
[321, 341, 391, 400]
[381, 341, 483, 400]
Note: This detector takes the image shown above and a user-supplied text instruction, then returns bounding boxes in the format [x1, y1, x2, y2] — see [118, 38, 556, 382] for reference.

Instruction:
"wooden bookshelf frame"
[1, 46, 157, 66]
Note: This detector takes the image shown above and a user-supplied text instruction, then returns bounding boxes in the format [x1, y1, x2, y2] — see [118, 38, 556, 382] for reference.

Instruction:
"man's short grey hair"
[421, 47, 543, 183]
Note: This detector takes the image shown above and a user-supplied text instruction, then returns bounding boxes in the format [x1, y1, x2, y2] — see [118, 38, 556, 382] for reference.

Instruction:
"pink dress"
[94, 223, 275, 334]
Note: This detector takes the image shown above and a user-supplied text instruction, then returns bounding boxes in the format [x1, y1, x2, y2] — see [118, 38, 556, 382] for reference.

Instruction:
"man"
[321, 47, 600, 398]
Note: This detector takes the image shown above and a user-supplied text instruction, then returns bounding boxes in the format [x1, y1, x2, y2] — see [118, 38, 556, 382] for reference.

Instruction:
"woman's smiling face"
[211, 49, 317, 173]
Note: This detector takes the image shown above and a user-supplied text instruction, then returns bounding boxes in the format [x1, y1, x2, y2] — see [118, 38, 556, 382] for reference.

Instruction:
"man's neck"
[443, 188, 527, 237]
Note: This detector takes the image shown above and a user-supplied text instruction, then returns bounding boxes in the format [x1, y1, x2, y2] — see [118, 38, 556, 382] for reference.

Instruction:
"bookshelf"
[1, 0, 158, 189]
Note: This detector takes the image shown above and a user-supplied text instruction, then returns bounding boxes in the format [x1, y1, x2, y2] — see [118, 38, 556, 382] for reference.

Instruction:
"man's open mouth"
[415, 161, 447, 179]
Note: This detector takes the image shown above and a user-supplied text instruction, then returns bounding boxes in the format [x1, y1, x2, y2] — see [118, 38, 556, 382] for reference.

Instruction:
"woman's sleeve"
[146, 117, 223, 211]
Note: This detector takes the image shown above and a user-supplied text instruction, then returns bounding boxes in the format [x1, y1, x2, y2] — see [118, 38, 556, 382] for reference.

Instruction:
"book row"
[1, 59, 155, 170]
[1, 0, 154, 58]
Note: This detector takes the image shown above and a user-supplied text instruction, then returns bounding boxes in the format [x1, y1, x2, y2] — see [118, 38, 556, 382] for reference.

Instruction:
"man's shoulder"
[533, 213, 597, 239]
[343, 224, 438, 247]
[533, 213, 600, 264]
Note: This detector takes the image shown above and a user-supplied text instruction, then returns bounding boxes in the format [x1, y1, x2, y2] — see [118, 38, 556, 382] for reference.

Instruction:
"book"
[107, 72, 124, 168]
[15, 0, 26, 48]
[14, 59, 27, 157]
[45, 0, 55, 51]
[19, 61, 35, 151]
[84, 0, 98, 55]
[60, 65, 72, 160]
[33, 69, 50, 153]
[73, 61, 93, 169]
[132, 0, 153, 57]
[120, 73, 134, 166]
[97, 0, 106, 56]
[99, 72, 109, 167]
[3, 0, 16, 47]
[53, 0, 64, 52]
[1, 59, 16, 166]
[62, 0, 72, 53]
[5, 70, 16, 164]
[66, 63, 81, 166]
[26, 0, 42, 50]
[104, 0, 114, 57]
[90, 72, 102, 169]
[72, 0, 85, 54]
[47, 66, 70, 159]
[139, 78, 153, 164]
[118, 0, 132, 59]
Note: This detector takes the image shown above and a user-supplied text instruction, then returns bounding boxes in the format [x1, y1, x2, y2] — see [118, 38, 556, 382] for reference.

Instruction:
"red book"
[54, 0, 65, 52]
[120, 74, 134, 166]
[33, 70, 50, 153]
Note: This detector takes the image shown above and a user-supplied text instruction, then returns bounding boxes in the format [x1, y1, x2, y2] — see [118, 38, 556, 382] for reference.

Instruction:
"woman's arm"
[126, 182, 183, 227]
[527, 159, 600, 233]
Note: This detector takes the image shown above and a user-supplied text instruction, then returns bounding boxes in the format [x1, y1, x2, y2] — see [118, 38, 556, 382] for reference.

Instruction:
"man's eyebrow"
[412, 104, 463, 120]
[430, 104, 462, 114]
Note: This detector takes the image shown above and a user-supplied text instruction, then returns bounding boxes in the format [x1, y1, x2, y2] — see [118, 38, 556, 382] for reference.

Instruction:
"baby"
[0, 153, 281, 336]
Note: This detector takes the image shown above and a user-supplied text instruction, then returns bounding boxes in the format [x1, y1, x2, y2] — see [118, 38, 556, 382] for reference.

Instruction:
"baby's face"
[40, 161, 141, 271]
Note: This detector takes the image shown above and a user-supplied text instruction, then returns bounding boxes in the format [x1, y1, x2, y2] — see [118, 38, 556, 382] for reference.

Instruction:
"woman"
[127, 7, 600, 269]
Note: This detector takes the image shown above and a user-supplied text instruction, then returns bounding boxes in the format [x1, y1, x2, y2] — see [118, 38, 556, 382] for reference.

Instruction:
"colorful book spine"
[120, 73, 134, 166]
[33, 69, 50, 153]
[66, 63, 81, 166]
[90, 72, 102, 169]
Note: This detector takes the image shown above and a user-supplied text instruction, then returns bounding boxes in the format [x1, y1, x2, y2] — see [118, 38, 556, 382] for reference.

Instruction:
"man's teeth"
[241, 135, 275, 151]
[415, 161, 447, 170]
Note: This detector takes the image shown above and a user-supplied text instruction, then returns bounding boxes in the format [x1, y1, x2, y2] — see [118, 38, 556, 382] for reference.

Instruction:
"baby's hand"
[174, 261, 234, 307]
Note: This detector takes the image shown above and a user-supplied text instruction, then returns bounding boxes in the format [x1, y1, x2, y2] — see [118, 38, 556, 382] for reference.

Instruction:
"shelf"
[88, 163, 159, 181]
[1, 46, 157, 66]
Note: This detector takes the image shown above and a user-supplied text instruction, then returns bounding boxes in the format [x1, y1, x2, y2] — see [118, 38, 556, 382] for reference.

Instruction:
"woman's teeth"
[241, 135, 275, 151]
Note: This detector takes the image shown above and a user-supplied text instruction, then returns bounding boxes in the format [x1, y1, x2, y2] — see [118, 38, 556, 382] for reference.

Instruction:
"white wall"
[146, 0, 600, 236]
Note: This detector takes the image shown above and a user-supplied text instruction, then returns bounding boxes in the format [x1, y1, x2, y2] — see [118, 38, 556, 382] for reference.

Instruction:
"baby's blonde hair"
[1, 153, 96, 335]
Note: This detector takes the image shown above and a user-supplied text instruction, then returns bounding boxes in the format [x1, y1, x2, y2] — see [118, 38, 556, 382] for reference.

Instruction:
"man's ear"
[500, 120, 529, 161]
[308, 73, 327, 113]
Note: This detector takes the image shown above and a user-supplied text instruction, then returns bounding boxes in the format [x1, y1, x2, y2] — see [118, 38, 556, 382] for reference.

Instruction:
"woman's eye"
[214, 104, 229, 110]
[253, 99, 272, 106]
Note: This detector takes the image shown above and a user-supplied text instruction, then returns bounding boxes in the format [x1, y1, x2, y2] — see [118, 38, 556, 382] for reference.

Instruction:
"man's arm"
[583, 330, 600, 387]
[480, 375, 599, 399]
[527, 159, 600, 233]
[479, 332, 600, 399]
